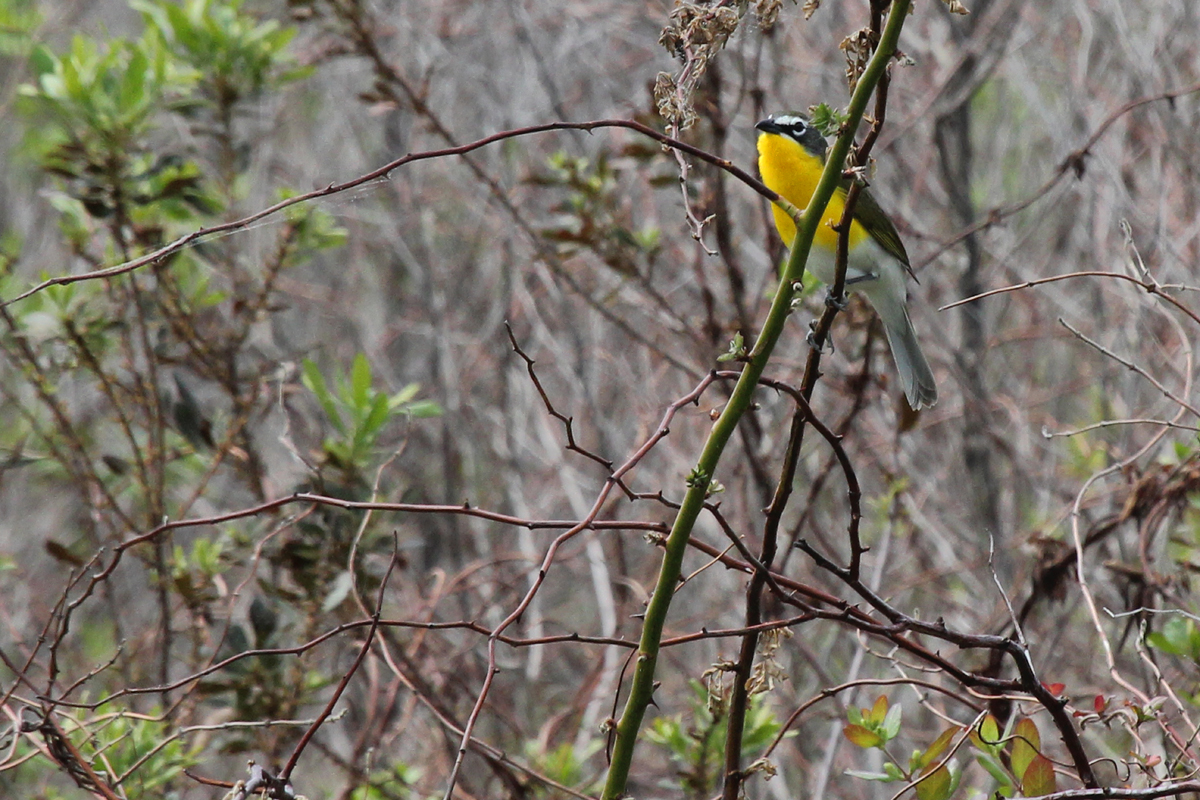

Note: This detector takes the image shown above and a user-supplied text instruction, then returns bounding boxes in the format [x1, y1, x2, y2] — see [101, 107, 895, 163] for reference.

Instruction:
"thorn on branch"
[1061, 149, 1089, 179]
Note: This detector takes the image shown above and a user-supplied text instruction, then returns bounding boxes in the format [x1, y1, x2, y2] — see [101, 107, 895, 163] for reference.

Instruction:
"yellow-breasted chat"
[756, 113, 938, 410]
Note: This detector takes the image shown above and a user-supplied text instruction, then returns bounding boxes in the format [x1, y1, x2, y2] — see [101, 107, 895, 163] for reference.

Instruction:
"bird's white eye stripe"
[773, 115, 806, 128]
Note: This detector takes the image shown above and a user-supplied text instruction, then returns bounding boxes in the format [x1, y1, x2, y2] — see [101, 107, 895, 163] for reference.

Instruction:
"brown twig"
[920, 80, 1200, 272]
[279, 540, 400, 781]
[442, 369, 721, 798]
[2, 120, 782, 310]
[940, 270, 1200, 328]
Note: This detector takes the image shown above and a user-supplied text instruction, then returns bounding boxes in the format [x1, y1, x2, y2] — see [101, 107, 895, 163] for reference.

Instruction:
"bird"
[755, 112, 938, 410]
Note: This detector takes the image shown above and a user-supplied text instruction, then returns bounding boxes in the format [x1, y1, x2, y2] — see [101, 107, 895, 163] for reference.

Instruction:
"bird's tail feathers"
[872, 295, 938, 410]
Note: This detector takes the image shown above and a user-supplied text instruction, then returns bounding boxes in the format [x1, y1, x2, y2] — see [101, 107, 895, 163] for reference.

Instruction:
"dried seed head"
[655, 2, 751, 129]
[753, 0, 784, 30]
[839, 28, 876, 90]
[654, 71, 698, 130]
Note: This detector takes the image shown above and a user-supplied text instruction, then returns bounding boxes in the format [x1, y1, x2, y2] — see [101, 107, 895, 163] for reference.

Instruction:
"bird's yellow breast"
[756, 132, 867, 253]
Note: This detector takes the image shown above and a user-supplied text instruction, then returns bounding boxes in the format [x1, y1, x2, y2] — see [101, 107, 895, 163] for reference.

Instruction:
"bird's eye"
[778, 117, 806, 138]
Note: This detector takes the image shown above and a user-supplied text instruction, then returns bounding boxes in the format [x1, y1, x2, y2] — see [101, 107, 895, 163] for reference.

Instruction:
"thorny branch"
[2, 120, 791, 310]
[8, 3, 1200, 798]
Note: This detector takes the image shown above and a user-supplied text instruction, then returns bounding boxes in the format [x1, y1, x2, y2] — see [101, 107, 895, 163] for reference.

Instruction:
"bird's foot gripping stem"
[824, 289, 849, 311]
[805, 319, 834, 354]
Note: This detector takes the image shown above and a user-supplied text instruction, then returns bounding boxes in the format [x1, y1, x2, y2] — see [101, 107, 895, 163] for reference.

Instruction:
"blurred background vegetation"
[1, 0, 1199, 798]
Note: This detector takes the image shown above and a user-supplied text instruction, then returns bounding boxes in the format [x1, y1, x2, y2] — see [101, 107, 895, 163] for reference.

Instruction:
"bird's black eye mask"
[757, 114, 828, 159]
[773, 115, 809, 139]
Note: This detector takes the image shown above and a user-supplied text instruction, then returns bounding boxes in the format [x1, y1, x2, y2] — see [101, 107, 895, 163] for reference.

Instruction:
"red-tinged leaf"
[1042, 682, 1065, 697]
[919, 726, 960, 768]
[1145, 755, 1161, 768]
[1011, 718, 1041, 779]
[916, 764, 953, 800]
[1021, 753, 1057, 797]
[1017, 717, 1041, 749]
[844, 723, 883, 749]
[1094, 694, 1108, 714]
[868, 694, 889, 726]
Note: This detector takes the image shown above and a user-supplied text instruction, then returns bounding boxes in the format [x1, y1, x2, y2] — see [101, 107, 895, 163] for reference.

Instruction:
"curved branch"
[2, 120, 783, 309]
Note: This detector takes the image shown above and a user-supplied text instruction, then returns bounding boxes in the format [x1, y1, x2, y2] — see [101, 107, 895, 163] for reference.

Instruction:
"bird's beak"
[755, 118, 781, 135]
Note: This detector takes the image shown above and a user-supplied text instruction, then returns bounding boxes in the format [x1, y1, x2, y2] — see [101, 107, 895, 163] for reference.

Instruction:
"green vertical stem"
[599, 3, 913, 797]
[720, 405, 808, 800]
[719, 3, 897, 795]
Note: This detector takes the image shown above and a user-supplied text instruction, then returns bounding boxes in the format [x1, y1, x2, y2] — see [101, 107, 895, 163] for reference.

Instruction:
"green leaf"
[390, 382, 421, 406]
[976, 753, 1013, 789]
[881, 701, 903, 740]
[248, 595, 277, 645]
[919, 726, 958, 769]
[360, 393, 391, 443]
[1146, 617, 1199, 659]
[29, 43, 55, 76]
[845, 770, 896, 782]
[119, 45, 149, 114]
[1145, 632, 1175, 654]
[321, 570, 354, 612]
[915, 764, 952, 800]
[301, 358, 344, 434]
[403, 399, 442, 419]
[866, 695, 888, 726]
[350, 352, 371, 408]
[131, 0, 173, 42]
[808, 102, 849, 137]
[1011, 718, 1040, 779]
[1020, 754, 1056, 797]
[716, 331, 745, 362]
[972, 714, 1001, 749]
